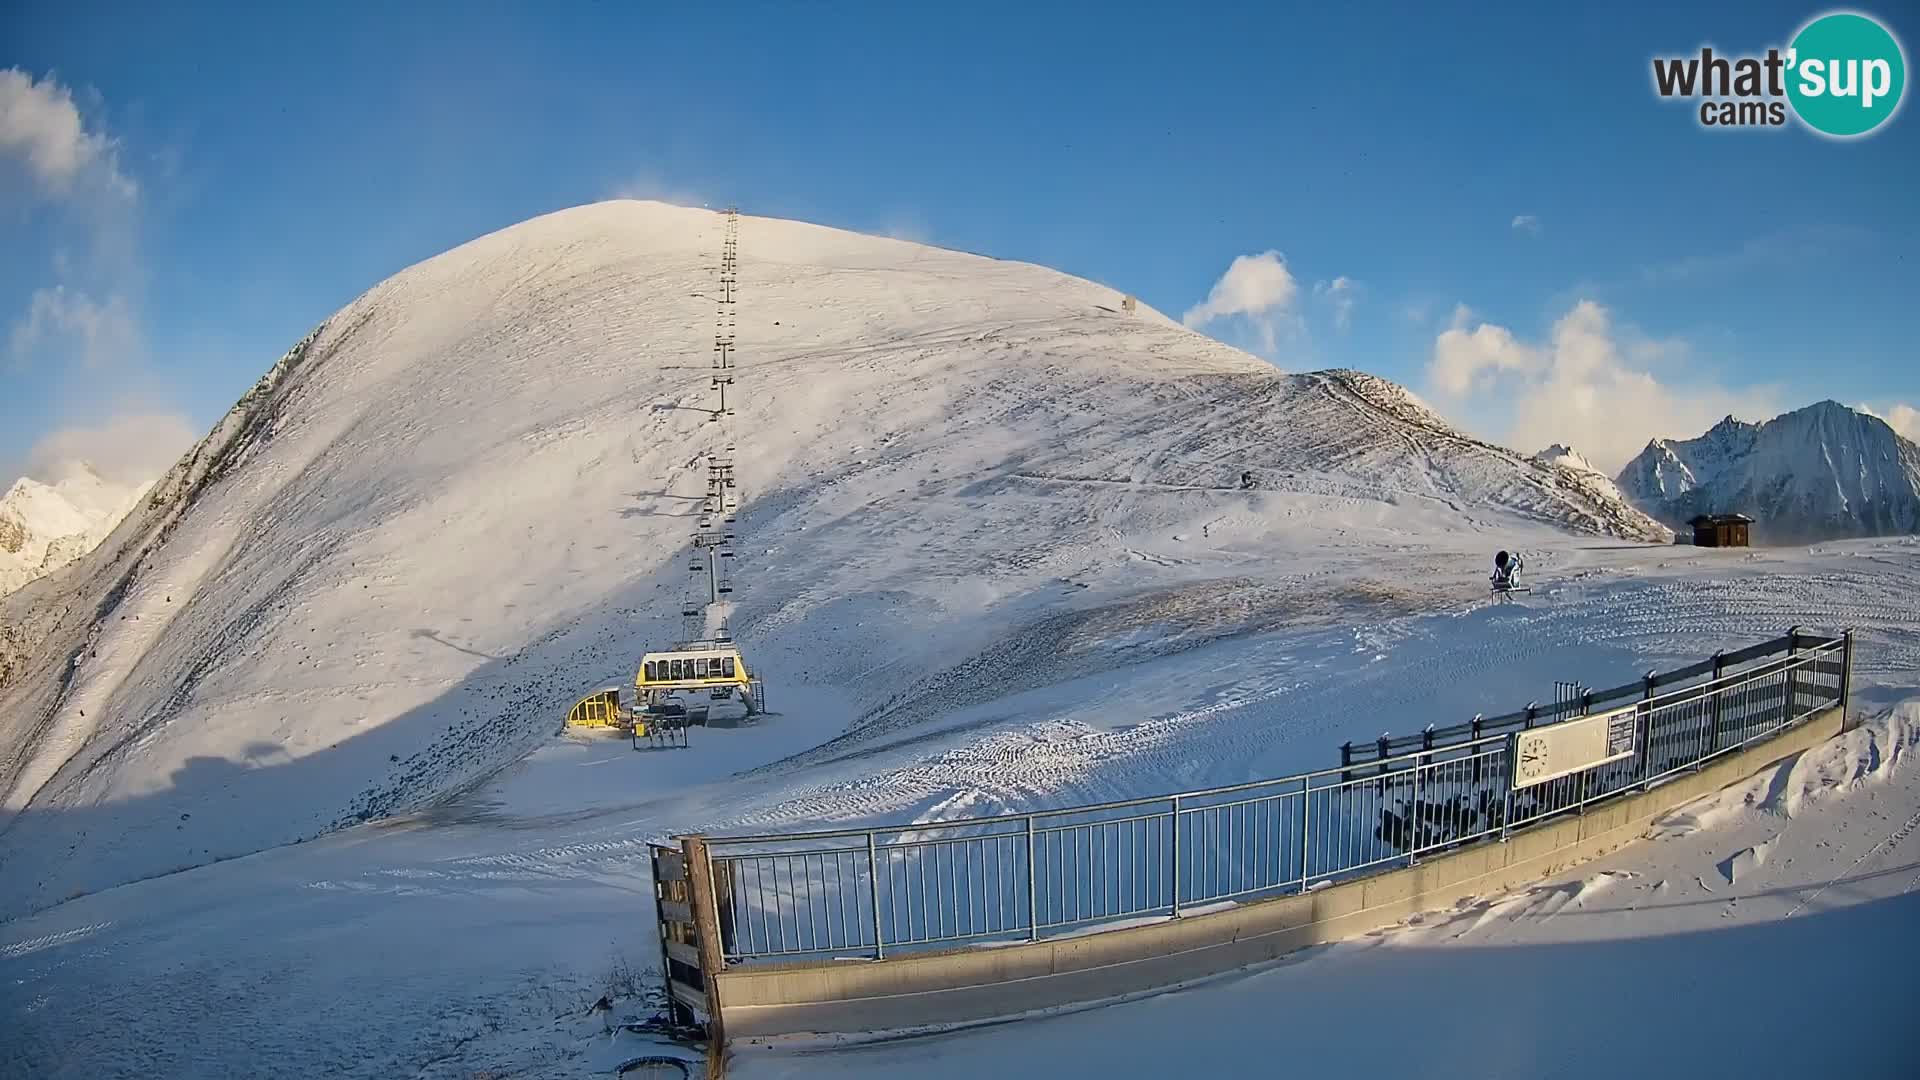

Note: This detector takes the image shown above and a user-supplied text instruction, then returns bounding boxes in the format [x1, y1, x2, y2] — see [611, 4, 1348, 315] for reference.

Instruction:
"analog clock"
[1516, 733, 1551, 783]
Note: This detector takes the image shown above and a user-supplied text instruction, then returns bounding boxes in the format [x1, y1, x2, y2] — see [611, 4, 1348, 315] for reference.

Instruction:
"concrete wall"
[716, 705, 1844, 1040]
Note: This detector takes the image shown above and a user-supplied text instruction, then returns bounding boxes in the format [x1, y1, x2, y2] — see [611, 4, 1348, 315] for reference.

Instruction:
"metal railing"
[694, 630, 1850, 963]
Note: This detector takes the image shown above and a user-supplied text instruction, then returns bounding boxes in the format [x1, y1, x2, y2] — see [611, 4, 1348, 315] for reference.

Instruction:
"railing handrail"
[698, 631, 1843, 850]
[1344, 631, 1842, 760]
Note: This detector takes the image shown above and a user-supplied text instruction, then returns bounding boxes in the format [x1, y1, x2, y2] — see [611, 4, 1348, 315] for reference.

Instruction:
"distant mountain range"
[1613, 401, 1920, 543]
[0, 462, 149, 598]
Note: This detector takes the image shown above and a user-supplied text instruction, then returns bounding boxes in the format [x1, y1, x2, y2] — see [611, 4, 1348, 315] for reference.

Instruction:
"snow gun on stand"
[1490, 549, 1529, 602]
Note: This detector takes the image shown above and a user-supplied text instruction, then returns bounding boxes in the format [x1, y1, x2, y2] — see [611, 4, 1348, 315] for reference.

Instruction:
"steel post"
[1026, 816, 1040, 941]
[1640, 671, 1656, 791]
[1170, 796, 1183, 917]
[867, 832, 884, 959]
[1409, 757, 1422, 865]
[1841, 629, 1855, 726]
[1299, 782, 1313, 893]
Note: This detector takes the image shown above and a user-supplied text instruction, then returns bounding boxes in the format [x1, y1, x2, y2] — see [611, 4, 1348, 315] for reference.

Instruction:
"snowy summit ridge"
[0, 462, 150, 599]
[1534, 444, 1602, 476]
[1616, 401, 1920, 542]
[0, 200, 1668, 915]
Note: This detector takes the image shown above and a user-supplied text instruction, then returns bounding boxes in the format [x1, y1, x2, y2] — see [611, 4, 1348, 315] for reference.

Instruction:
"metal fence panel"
[703, 634, 1847, 963]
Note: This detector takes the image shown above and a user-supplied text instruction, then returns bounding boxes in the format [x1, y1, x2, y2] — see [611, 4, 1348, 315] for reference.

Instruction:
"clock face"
[1517, 734, 1550, 781]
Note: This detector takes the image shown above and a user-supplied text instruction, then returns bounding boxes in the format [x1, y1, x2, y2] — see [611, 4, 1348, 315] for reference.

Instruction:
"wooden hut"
[1689, 513, 1752, 547]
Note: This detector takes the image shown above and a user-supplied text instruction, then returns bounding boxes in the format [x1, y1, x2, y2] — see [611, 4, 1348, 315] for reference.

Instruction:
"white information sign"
[1511, 705, 1640, 789]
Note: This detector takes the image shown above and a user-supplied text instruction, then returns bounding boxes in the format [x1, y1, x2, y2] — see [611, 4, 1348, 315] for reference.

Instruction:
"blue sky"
[3, 1, 1915, 483]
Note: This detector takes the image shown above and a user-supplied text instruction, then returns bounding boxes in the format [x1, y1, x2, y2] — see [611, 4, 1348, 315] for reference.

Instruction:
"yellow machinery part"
[566, 688, 624, 729]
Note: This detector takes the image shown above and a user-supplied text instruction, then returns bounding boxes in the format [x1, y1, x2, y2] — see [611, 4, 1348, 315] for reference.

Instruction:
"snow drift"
[1616, 402, 1920, 542]
[0, 200, 1668, 916]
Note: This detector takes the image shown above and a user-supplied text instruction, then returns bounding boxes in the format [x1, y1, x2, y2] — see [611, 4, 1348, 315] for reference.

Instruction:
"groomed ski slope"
[2, 537, 1915, 1079]
[0, 200, 1666, 918]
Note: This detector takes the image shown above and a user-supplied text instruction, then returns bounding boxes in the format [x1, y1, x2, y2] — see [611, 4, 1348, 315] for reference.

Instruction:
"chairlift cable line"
[639, 207, 765, 729]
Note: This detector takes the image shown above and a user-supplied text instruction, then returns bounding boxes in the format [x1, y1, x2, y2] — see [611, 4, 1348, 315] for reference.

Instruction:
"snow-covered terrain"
[0, 200, 1667, 920]
[0, 462, 150, 600]
[1534, 442, 1633, 511]
[731, 700, 1920, 1080]
[1534, 442, 1601, 477]
[0, 201, 1912, 1079]
[1617, 402, 1920, 543]
[2, 536, 1914, 1079]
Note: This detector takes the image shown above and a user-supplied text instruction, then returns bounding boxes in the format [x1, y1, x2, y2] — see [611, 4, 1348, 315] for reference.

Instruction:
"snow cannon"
[1490, 550, 1529, 602]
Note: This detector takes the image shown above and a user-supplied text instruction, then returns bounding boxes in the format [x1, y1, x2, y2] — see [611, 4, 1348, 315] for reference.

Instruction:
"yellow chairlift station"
[635, 642, 766, 719]
[564, 687, 625, 730]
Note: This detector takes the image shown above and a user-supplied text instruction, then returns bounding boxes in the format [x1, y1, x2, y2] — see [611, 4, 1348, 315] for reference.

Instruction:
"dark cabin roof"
[1688, 513, 1755, 525]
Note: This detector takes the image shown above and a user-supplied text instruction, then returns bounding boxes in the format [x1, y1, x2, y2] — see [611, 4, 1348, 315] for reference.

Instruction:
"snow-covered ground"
[0, 203, 1914, 1078]
[732, 702, 1920, 1080]
[0, 200, 1667, 920]
[2, 537, 1915, 1079]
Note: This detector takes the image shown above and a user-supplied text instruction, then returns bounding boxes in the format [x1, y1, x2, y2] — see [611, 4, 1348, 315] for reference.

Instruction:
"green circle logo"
[1787, 11, 1907, 137]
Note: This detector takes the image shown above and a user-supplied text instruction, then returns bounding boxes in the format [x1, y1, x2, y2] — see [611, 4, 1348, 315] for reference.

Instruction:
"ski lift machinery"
[635, 642, 765, 724]
[634, 207, 767, 729]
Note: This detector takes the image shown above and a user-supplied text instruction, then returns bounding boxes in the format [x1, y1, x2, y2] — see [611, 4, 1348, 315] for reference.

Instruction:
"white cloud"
[1313, 276, 1359, 330]
[1429, 303, 1540, 395]
[1427, 299, 1778, 473]
[1511, 214, 1540, 236]
[1183, 251, 1299, 355]
[0, 68, 135, 201]
[1860, 402, 1920, 443]
[25, 411, 196, 488]
[3, 71, 176, 491]
[4, 71, 145, 378]
[8, 285, 139, 371]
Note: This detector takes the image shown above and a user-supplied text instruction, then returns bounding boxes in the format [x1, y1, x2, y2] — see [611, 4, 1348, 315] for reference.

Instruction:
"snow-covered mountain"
[0, 200, 1669, 915]
[1532, 442, 1636, 511]
[1535, 444, 1601, 476]
[0, 462, 150, 599]
[1616, 402, 1920, 542]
